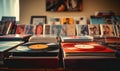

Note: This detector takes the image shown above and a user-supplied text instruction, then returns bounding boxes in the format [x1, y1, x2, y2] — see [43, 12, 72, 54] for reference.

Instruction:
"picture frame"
[1, 16, 16, 23]
[30, 16, 47, 25]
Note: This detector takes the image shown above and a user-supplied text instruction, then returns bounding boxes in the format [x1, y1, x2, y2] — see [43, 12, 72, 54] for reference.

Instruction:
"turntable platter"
[29, 44, 48, 50]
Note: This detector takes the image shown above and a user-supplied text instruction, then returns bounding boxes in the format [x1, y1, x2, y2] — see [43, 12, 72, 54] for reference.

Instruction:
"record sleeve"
[51, 24, 62, 36]
[101, 24, 116, 37]
[25, 24, 36, 35]
[15, 24, 25, 34]
[44, 24, 51, 35]
[29, 35, 58, 43]
[90, 16, 105, 24]
[74, 16, 87, 24]
[88, 24, 101, 36]
[35, 24, 43, 35]
[76, 25, 89, 36]
[61, 17, 74, 24]
[60, 36, 93, 42]
[66, 24, 76, 36]
[49, 17, 61, 25]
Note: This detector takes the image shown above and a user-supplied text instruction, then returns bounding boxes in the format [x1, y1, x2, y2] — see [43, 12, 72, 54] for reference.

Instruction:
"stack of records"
[4, 42, 60, 68]
[60, 36, 93, 42]
[61, 42, 115, 57]
[0, 41, 23, 65]
[29, 35, 58, 43]
[0, 34, 31, 42]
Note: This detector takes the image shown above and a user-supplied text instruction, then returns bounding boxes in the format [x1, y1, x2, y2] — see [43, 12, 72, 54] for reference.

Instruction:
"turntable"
[4, 42, 60, 68]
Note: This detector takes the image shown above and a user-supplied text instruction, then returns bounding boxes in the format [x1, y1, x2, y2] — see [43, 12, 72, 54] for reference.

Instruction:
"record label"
[29, 44, 48, 50]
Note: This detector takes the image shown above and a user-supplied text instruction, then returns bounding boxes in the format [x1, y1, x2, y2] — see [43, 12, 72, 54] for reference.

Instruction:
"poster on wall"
[46, 0, 83, 12]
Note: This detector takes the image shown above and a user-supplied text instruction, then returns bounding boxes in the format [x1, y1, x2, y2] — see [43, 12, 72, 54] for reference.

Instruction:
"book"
[51, 24, 62, 36]
[88, 24, 101, 36]
[76, 25, 89, 36]
[15, 24, 25, 34]
[90, 16, 105, 24]
[74, 16, 87, 24]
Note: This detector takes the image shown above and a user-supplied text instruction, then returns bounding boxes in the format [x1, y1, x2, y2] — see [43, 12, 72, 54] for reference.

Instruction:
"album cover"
[61, 17, 74, 24]
[60, 25, 67, 36]
[0, 22, 4, 34]
[112, 15, 120, 25]
[104, 16, 113, 24]
[35, 25, 43, 35]
[116, 25, 120, 37]
[2, 21, 13, 35]
[74, 17, 87, 24]
[66, 24, 76, 36]
[49, 17, 61, 25]
[15, 24, 25, 34]
[90, 16, 105, 24]
[44, 24, 51, 35]
[88, 24, 101, 36]
[51, 24, 62, 36]
[25, 25, 36, 35]
[101, 24, 116, 37]
[76, 25, 89, 36]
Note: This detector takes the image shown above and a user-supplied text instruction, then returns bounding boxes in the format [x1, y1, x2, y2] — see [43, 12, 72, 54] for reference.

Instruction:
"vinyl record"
[16, 42, 59, 51]
[62, 43, 106, 51]
[29, 44, 48, 50]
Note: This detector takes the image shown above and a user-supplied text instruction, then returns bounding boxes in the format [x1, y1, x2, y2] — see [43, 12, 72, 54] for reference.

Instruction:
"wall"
[20, 0, 120, 24]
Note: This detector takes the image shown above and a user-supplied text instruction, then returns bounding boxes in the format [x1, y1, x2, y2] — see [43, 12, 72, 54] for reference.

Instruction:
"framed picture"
[30, 16, 47, 25]
[46, 0, 83, 12]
